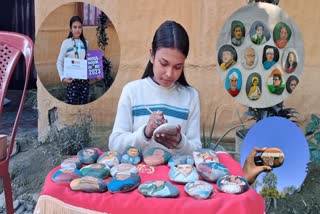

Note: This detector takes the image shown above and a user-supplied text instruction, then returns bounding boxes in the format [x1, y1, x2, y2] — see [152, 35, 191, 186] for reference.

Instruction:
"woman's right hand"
[63, 78, 73, 83]
[144, 111, 167, 139]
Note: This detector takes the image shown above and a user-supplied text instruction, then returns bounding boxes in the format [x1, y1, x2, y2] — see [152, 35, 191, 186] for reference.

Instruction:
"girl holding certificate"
[56, 16, 89, 105]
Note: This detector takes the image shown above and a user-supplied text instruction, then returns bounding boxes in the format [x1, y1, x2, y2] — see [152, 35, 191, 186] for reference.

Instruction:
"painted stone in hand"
[70, 176, 107, 193]
[138, 180, 179, 198]
[184, 180, 214, 200]
[143, 148, 172, 166]
[193, 149, 219, 167]
[153, 123, 178, 136]
[197, 162, 230, 183]
[217, 175, 249, 194]
[97, 151, 121, 168]
[257, 147, 284, 168]
[77, 147, 99, 164]
[52, 168, 83, 183]
[110, 163, 138, 177]
[60, 156, 81, 169]
[169, 164, 199, 184]
[168, 154, 194, 168]
[121, 146, 142, 165]
[80, 163, 110, 179]
[107, 172, 141, 193]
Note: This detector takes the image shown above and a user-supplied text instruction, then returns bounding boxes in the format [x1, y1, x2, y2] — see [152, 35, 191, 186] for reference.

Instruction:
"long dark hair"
[285, 52, 297, 69]
[67, 16, 88, 56]
[141, 20, 190, 86]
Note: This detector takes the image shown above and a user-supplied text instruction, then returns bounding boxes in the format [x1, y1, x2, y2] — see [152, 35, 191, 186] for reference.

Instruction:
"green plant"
[305, 114, 320, 163]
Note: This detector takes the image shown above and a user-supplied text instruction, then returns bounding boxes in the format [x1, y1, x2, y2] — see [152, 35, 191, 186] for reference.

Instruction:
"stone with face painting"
[169, 164, 199, 184]
[70, 176, 107, 193]
[121, 146, 142, 165]
[184, 180, 214, 200]
[197, 162, 230, 183]
[138, 180, 180, 198]
[77, 147, 99, 164]
[97, 151, 121, 168]
[217, 175, 249, 194]
[80, 163, 110, 179]
[60, 156, 82, 169]
[52, 168, 83, 183]
[110, 163, 138, 177]
[168, 154, 194, 168]
[107, 172, 141, 193]
[143, 148, 172, 166]
[255, 147, 284, 168]
[193, 149, 219, 168]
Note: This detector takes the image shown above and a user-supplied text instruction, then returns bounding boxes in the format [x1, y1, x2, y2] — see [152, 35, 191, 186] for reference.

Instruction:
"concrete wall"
[35, 0, 320, 142]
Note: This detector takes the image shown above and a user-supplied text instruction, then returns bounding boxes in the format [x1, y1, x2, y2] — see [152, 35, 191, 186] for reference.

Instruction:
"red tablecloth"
[34, 152, 265, 214]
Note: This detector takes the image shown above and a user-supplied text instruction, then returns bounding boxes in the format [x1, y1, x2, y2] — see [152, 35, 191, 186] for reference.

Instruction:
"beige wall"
[35, 0, 320, 142]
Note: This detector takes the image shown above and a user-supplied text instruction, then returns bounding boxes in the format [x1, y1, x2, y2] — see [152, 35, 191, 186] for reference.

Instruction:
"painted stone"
[143, 148, 172, 166]
[267, 69, 285, 95]
[273, 22, 292, 49]
[217, 175, 249, 194]
[138, 180, 179, 198]
[77, 147, 99, 164]
[193, 149, 219, 168]
[110, 163, 138, 177]
[97, 151, 121, 168]
[60, 156, 81, 169]
[107, 172, 141, 193]
[168, 154, 194, 168]
[52, 168, 83, 183]
[168, 164, 199, 184]
[231, 20, 245, 47]
[121, 146, 142, 165]
[262, 45, 279, 70]
[153, 123, 178, 137]
[197, 162, 230, 183]
[70, 176, 107, 193]
[217, 44, 237, 71]
[282, 49, 298, 74]
[286, 75, 299, 94]
[250, 21, 270, 45]
[246, 73, 262, 101]
[225, 68, 242, 97]
[184, 180, 214, 200]
[80, 163, 110, 179]
[242, 47, 258, 70]
[255, 147, 285, 168]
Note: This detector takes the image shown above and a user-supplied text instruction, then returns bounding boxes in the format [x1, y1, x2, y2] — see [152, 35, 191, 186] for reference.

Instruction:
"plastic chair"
[0, 31, 33, 214]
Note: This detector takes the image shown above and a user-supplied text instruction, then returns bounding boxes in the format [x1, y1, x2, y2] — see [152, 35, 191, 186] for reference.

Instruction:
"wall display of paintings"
[216, 2, 304, 108]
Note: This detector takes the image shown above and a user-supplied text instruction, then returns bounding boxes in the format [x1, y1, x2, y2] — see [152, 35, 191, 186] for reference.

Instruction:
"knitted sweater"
[109, 77, 202, 156]
[56, 38, 88, 81]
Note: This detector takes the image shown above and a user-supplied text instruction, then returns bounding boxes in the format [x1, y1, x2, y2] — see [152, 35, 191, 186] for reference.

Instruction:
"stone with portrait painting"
[246, 73, 262, 101]
[282, 48, 298, 73]
[80, 163, 110, 179]
[193, 149, 219, 168]
[286, 75, 299, 94]
[77, 147, 99, 164]
[52, 168, 83, 183]
[267, 69, 286, 95]
[169, 164, 199, 184]
[138, 180, 180, 198]
[231, 20, 245, 47]
[60, 156, 82, 169]
[225, 68, 242, 97]
[70, 176, 108, 193]
[216, 175, 249, 194]
[196, 162, 230, 183]
[168, 154, 195, 168]
[97, 151, 121, 168]
[262, 45, 279, 70]
[121, 146, 142, 165]
[250, 21, 271, 45]
[184, 180, 214, 200]
[273, 22, 292, 49]
[143, 148, 172, 166]
[241, 47, 258, 69]
[217, 44, 237, 71]
[107, 172, 141, 193]
[110, 163, 138, 177]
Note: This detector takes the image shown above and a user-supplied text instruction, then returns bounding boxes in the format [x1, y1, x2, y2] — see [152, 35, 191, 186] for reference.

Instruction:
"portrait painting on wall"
[286, 75, 299, 94]
[262, 45, 279, 70]
[273, 22, 292, 49]
[267, 69, 285, 95]
[217, 44, 237, 71]
[246, 72, 262, 101]
[250, 21, 270, 45]
[241, 47, 258, 69]
[225, 68, 242, 97]
[282, 48, 298, 73]
[231, 20, 245, 47]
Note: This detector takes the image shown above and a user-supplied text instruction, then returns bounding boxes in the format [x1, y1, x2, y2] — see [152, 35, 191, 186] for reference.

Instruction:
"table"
[34, 152, 265, 214]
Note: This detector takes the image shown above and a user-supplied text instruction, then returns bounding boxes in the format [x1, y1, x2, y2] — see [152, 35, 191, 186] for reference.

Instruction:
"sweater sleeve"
[108, 84, 151, 154]
[56, 39, 68, 81]
[174, 89, 202, 155]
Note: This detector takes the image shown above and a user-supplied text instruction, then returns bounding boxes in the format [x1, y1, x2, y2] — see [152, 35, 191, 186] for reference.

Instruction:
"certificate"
[63, 58, 88, 80]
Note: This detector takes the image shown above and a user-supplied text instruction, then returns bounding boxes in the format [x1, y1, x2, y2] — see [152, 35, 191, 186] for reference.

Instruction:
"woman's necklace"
[72, 38, 80, 59]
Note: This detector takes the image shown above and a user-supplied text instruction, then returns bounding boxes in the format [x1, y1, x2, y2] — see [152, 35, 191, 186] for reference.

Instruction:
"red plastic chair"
[0, 31, 33, 214]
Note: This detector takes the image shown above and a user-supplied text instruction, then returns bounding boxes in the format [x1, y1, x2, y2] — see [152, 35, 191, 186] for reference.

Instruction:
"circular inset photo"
[240, 117, 309, 197]
[35, 2, 120, 105]
[262, 45, 279, 70]
[273, 22, 292, 49]
[250, 21, 271, 45]
[231, 20, 246, 47]
[225, 68, 242, 97]
[286, 75, 299, 94]
[217, 44, 237, 71]
[267, 69, 285, 95]
[282, 48, 298, 73]
[246, 73, 262, 101]
[242, 47, 258, 69]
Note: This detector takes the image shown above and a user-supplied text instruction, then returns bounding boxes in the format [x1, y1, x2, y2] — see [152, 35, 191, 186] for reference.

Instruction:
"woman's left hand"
[154, 125, 182, 149]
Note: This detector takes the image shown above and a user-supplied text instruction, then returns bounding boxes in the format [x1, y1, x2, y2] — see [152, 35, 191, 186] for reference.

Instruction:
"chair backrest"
[0, 31, 34, 160]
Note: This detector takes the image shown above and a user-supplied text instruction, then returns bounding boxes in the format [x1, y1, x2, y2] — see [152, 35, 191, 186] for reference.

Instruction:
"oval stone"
[184, 180, 214, 200]
[121, 146, 142, 165]
[97, 151, 121, 168]
[217, 175, 249, 194]
[70, 176, 107, 193]
[80, 163, 110, 179]
[52, 168, 83, 183]
[77, 147, 99, 164]
[197, 162, 230, 183]
[138, 180, 179, 198]
[60, 156, 81, 169]
[168, 154, 194, 168]
[143, 148, 172, 166]
[260, 147, 284, 168]
[107, 172, 141, 193]
[110, 163, 138, 177]
[168, 164, 199, 184]
[193, 149, 219, 168]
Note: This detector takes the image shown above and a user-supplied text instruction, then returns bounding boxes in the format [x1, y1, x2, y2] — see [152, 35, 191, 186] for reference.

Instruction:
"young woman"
[56, 16, 89, 105]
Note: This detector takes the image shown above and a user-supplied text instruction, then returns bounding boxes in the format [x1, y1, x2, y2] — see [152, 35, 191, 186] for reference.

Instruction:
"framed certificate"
[63, 58, 88, 80]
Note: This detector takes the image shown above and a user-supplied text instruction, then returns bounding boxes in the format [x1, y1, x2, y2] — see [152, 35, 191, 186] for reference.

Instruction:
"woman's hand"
[243, 147, 272, 184]
[63, 78, 73, 83]
[154, 125, 182, 149]
[144, 111, 167, 139]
